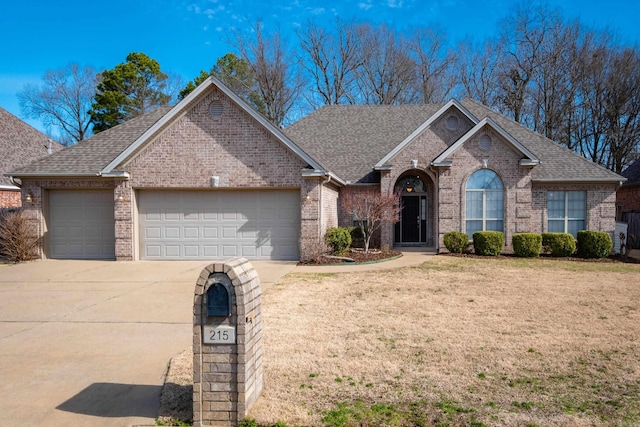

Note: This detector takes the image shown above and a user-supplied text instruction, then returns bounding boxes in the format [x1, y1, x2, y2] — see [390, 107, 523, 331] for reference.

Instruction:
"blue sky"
[1, 0, 639, 134]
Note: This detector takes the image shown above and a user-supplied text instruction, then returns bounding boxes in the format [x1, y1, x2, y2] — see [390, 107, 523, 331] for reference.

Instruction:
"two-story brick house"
[7, 77, 625, 260]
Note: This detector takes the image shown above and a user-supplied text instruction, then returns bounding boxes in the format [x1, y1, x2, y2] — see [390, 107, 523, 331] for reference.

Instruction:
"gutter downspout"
[319, 174, 332, 239]
[9, 176, 21, 188]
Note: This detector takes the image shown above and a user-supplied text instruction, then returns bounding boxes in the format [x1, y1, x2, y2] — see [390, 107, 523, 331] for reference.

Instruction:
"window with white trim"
[547, 191, 586, 237]
[465, 170, 504, 236]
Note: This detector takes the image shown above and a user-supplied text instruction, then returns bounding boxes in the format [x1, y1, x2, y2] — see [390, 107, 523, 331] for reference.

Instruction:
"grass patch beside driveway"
[246, 256, 640, 426]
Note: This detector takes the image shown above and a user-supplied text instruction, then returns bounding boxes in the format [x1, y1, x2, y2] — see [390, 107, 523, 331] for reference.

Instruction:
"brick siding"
[0, 190, 21, 208]
[617, 184, 640, 213]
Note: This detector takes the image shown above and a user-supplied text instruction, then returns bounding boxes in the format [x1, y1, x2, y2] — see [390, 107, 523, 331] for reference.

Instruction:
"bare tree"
[353, 23, 417, 105]
[297, 19, 361, 106]
[18, 63, 96, 144]
[341, 187, 401, 253]
[234, 21, 303, 126]
[602, 48, 640, 173]
[455, 38, 503, 107]
[408, 26, 457, 103]
[496, 3, 559, 124]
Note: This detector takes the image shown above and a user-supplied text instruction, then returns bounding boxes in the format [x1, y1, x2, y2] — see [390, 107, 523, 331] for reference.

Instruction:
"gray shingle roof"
[0, 107, 63, 186]
[284, 104, 442, 183]
[285, 99, 624, 184]
[8, 106, 171, 177]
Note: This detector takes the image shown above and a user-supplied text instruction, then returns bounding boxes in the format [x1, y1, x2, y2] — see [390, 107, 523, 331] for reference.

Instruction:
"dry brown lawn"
[162, 256, 640, 426]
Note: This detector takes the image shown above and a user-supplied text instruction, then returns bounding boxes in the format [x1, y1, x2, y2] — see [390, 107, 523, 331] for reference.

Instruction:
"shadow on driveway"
[56, 383, 162, 418]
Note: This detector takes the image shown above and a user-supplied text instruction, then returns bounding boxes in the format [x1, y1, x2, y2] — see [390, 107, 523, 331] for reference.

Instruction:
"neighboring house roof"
[621, 158, 640, 184]
[0, 107, 63, 188]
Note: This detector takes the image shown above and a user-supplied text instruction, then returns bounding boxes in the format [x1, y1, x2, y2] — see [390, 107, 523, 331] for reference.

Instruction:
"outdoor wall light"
[117, 194, 124, 202]
[25, 192, 33, 203]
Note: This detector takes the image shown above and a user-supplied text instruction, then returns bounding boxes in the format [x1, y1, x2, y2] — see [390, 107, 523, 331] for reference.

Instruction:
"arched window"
[465, 170, 504, 236]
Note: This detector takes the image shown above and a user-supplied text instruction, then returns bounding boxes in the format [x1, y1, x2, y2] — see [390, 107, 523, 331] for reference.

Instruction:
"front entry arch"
[394, 172, 434, 246]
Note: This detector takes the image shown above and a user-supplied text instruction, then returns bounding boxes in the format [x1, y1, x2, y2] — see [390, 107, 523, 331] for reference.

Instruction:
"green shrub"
[512, 233, 542, 257]
[324, 227, 352, 255]
[349, 226, 365, 248]
[541, 233, 576, 257]
[443, 231, 470, 253]
[577, 230, 613, 259]
[473, 231, 504, 256]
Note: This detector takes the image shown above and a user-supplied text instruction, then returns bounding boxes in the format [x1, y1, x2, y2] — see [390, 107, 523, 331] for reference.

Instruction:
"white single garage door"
[138, 190, 300, 260]
[48, 190, 115, 259]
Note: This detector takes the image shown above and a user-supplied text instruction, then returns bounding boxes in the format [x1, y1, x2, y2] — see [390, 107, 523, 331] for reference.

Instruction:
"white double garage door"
[48, 190, 300, 260]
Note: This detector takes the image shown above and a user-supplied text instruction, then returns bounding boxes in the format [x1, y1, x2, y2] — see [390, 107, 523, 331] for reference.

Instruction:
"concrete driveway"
[0, 259, 296, 427]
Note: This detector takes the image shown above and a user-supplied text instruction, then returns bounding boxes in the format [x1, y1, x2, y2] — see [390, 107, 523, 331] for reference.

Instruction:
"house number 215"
[203, 325, 236, 344]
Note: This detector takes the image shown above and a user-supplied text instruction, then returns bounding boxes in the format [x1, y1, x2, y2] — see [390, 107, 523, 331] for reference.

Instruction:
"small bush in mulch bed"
[577, 230, 613, 259]
[324, 227, 352, 256]
[512, 233, 542, 257]
[443, 231, 469, 254]
[472, 231, 504, 256]
[542, 232, 576, 257]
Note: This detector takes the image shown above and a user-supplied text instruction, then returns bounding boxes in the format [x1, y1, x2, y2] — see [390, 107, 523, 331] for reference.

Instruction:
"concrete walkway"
[0, 251, 429, 426]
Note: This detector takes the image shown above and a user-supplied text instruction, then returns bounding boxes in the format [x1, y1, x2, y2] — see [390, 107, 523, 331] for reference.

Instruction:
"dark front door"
[395, 195, 428, 245]
[401, 196, 420, 242]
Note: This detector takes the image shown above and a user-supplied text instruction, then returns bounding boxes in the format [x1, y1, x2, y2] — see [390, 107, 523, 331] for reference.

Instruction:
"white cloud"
[358, 1, 373, 10]
[216, 26, 223, 32]
[187, 4, 201, 14]
[311, 7, 325, 15]
[387, 0, 403, 7]
[203, 25, 209, 31]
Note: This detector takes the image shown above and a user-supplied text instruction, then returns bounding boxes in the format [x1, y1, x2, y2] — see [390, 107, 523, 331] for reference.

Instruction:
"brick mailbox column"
[193, 258, 263, 426]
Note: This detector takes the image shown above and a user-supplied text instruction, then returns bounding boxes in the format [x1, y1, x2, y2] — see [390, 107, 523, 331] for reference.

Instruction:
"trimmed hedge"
[577, 230, 613, 259]
[324, 227, 352, 255]
[443, 231, 469, 253]
[473, 231, 504, 256]
[541, 233, 576, 257]
[512, 233, 542, 257]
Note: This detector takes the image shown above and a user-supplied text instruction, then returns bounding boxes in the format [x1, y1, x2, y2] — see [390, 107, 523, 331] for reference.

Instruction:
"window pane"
[466, 220, 483, 236]
[567, 220, 585, 238]
[466, 191, 482, 218]
[485, 191, 504, 219]
[548, 220, 565, 233]
[567, 192, 585, 219]
[466, 170, 503, 190]
[485, 220, 503, 232]
[548, 191, 565, 219]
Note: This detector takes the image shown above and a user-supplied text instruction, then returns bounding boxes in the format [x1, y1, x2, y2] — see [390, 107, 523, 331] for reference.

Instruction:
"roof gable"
[375, 99, 479, 168]
[103, 76, 327, 176]
[431, 117, 540, 168]
[461, 99, 624, 183]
